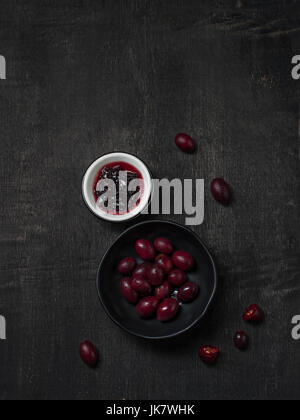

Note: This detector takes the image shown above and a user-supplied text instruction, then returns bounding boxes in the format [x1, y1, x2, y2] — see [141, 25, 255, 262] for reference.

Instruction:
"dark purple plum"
[137, 297, 159, 319]
[175, 133, 196, 153]
[157, 298, 179, 322]
[120, 277, 138, 304]
[118, 257, 137, 275]
[155, 254, 174, 274]
[168, 269, 186, 287]
[211, 178, 230, 205]
[79, 341, 99, 367]
[135, 239, 156, 261]
[131, 275, 152, 296]
[155, 281, 172, 301]
[147, 265, 165, 286]
[243, 304, 264, 323]
[234, 331, 249, 350]
[154, 238, 174, 255]
[198, 346, 219, 365]
[172, 251, 195, 271]
[133, 262, 152, 278]
[178, 282, 198, 302]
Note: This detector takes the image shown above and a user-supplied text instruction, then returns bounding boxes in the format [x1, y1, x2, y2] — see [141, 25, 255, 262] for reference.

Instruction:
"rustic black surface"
[0, 0, 300, 400]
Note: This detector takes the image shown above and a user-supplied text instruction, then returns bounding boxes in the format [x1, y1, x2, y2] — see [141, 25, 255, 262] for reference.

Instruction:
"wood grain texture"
[0, 0, 299, 400]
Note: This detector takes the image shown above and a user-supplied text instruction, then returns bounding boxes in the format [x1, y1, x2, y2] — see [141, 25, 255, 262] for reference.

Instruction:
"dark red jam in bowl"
[93, 162, 144, 215]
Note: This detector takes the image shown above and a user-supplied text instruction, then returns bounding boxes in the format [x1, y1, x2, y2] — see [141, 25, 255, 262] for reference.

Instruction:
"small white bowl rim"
[82, 152, 152, 222]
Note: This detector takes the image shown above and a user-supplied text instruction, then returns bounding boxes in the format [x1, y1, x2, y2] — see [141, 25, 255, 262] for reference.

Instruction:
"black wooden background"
[0, 0, 300, 400]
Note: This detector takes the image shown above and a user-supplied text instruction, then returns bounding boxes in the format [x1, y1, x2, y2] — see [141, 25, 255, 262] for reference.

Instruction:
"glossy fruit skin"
[198, 346, 219, 365]
[120, 278, 139, 304]
[234, 331, 248, 350]
[175, 133, 195, 153]
[155, 254, 174, 274]
[168, 269, 187, 287]
[243, 304, 263, 323]
[135, 239, 156, 261]
[147, 264, 165, 286]
[79, 341, 99, 367]
[211, 178, 230, 205]
[154, 238, 174, 255]
[172, 251, 195, 271]
[157, 298, 179, 322]
[137, 297, 159, 319]
[178, 282, 198, 302]
[131, 275, 152, 296]
[155, 281, 172, 301]
[118, 257, 137, 275]
[133, 262, 152, 278]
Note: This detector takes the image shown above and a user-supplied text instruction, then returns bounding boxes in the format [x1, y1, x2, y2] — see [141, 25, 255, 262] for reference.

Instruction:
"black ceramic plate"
[96, 220, 217, 340]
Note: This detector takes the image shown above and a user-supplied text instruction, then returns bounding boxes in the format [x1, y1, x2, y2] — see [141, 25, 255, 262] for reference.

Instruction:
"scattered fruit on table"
[175, 133, 196, 154]
[80, 341, 99, 367]
[211, 178, 231, 206]
[198, 345, 219, 365]
[234, 331, 249, 350]
[243, 304, 263, 323]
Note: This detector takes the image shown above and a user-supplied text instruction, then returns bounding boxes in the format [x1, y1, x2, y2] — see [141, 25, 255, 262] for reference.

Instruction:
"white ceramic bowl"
[82, 152, 152, 222]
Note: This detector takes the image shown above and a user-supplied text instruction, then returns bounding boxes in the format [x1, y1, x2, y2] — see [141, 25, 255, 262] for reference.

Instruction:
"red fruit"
[198, 346, 219, 365]
[211, 178, 230, 205]
[178, 282, 198, 302]
[234, 331, 248, 350]
[135, 239, 156, 261]
[133, 262, 152, 278]
[155, 281, 172, 301]
[243, 304, 263, 323]
[79, 341, 99, 367]
[118, 257, 137, 275]
[154, 238, 174, 255]
[175, 133, 196, 153]
[137, 297, 159, 319]
[168, 269, 186, 287]
[157, 298, 179, 322]
[120, 278, 139, 304]
[147, 265, 165, 286]
[155, 254, 174, 274]
[172, 251, 195, 271]
[131, 275, 152, 296]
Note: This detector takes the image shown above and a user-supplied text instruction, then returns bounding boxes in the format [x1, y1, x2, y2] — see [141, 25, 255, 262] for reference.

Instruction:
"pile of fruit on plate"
[119, 237, 198, 322]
